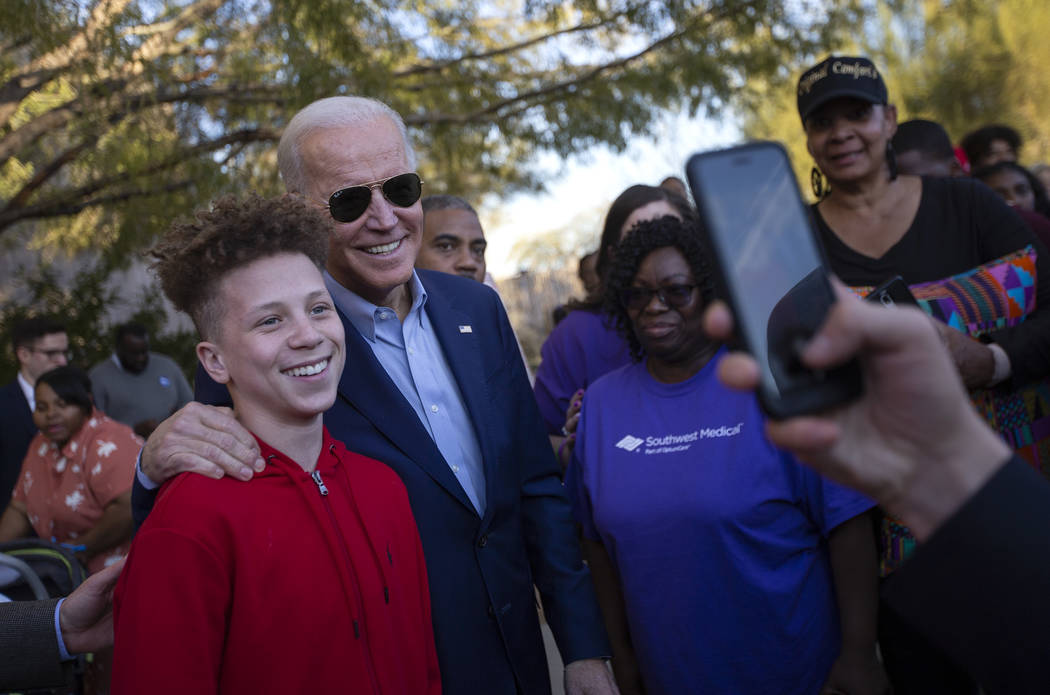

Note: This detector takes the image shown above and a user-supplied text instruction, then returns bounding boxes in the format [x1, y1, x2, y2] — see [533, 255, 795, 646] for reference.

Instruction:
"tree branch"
[0, 180, 195, 229]
[0, 126, 279, 234]
[0, 82, 284, 166]
[7, 139, 95, 209]
[404, 25, 689, 126]
[0, 0, 134, 128]
[392, 15, 623, 77]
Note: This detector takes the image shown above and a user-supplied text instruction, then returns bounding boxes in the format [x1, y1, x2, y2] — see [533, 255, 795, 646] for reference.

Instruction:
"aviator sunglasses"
[325, 172, 424, 223]
[621, 283, 697, 311]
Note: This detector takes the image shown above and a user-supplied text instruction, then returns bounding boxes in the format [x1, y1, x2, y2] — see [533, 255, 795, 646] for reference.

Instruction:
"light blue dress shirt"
[324, 271, 487, 515]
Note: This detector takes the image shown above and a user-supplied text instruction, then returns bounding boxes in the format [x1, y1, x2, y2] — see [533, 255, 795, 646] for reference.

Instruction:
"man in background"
[89, 323, 192, 438]
[892, 119, 964, 178]
[417, 194, 534, 382]
[0, 317, 68, 509]
[417, 194, 488, 283]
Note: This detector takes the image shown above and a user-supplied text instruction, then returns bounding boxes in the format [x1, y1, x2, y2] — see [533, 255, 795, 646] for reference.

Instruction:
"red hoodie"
[112, 428, 440, 694]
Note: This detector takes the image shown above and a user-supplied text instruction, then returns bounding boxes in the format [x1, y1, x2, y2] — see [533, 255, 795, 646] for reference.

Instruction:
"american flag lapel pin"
[458, 325, 473, 333]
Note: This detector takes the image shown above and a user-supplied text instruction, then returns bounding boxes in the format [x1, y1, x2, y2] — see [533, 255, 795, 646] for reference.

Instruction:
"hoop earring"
[811, 167, 828, 200]
[886, 142, 899, 181]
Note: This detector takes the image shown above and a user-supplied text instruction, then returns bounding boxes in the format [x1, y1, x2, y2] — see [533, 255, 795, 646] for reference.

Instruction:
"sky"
[479, 109, 742, 279]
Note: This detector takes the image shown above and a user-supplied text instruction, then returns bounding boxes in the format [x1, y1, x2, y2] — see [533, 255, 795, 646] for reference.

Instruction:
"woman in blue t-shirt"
[533, 184, 695, 469]
[565, 216, 887, 695]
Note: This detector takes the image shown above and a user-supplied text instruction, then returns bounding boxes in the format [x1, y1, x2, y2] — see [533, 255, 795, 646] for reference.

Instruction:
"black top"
[812, 176, 1050, 386]
[884, 458, 1050, 695]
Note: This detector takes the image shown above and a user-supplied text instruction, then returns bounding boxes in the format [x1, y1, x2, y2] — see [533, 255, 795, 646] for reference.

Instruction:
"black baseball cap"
[797, 56, 888, 122]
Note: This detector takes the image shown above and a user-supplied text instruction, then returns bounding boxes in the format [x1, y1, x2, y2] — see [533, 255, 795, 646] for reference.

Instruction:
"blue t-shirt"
[533, 309, 632, 434]
[566, 352, 874, 695]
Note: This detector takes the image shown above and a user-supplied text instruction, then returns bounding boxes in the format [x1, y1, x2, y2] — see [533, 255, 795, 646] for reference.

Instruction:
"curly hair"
[603, 215, 716, 361]
[568, 185, 697, 313]
[149, 193, 331, 339]
[961, 124, 1022, 167]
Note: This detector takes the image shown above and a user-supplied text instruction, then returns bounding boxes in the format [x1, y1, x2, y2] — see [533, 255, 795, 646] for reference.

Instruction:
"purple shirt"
[533, 309, 632, 433]
[566, 353, 874, 694]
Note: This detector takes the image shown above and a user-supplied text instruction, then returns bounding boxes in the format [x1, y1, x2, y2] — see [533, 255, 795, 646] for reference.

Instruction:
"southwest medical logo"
[616, 423, 745, 455]
[615, 435, 645, 452]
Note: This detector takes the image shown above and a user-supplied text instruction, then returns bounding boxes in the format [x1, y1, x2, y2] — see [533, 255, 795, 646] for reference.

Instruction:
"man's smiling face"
[300, 117, 424, 308]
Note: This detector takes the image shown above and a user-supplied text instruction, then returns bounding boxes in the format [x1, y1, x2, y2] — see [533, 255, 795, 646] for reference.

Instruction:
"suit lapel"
[334, 306, 478, 514]
[421, 281, 500, 525]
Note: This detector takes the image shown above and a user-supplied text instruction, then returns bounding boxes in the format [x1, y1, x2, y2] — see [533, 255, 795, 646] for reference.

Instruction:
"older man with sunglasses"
[131, 97, 615, 695]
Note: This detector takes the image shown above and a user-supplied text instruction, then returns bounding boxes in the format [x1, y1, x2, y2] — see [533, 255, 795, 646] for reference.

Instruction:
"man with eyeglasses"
[0, 317, 69, 510]
[132, 96, 615, 695]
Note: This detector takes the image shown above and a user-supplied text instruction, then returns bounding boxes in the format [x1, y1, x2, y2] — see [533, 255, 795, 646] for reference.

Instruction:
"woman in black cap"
[798, 55, 1050, 695]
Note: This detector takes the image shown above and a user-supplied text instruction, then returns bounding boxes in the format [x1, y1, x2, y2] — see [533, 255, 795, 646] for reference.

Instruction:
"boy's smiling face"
[198, 252, 345, 427]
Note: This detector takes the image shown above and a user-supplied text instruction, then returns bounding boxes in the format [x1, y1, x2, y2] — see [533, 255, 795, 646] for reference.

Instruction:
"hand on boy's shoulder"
[142, 402, 266, 485]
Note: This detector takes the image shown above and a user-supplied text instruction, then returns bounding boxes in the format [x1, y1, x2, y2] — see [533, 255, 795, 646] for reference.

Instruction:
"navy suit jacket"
[0, 379, 36, 510]
[0, 598, 69, 690]
[885, 459, 1050, 694]
[135, 270, 608, 694]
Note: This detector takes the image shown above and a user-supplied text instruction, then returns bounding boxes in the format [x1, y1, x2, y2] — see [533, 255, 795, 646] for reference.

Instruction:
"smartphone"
[865, 276, 918, 307]
[685, 141, 862, 418]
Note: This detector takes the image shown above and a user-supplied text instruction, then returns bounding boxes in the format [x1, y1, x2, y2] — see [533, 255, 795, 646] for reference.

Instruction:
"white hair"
[277, 96, 418, 194]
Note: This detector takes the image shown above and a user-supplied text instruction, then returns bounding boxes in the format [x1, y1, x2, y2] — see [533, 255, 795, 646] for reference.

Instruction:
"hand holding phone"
[686, 142, 862, 418]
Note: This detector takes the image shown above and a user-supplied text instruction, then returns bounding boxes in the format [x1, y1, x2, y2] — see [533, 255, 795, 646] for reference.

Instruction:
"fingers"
[75, 557, 126, 601]
[701, 300, 734, 341]
[143, 403, 262, 484]
[563, 389, 584, 435]
[715, 352, 760, 392]
[194, 406, 264, 471]
[764, 418, 841, 457]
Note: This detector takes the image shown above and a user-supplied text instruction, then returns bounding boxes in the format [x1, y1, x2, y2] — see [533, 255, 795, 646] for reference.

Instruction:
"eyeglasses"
[29, 347, 72, 360]
[325, 172, 423, 223]
[621, 284, 697, 311]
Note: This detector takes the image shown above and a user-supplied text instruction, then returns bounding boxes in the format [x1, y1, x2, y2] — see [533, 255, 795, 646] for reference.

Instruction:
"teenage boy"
[111, 194, 440, 694]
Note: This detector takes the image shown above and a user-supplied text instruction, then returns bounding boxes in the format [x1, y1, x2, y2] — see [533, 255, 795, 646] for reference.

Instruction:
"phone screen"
[687, 143, 860, 415]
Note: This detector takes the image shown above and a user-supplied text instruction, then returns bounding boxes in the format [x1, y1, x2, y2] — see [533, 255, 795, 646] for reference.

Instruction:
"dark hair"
[150, 193, 330, 339]
[597, 185, 696, 281]
[961, 124, 1022, 166]
[565, 185, 696, 314]
[115, 322, 148, 344]
[893, 119, 955, 160]
[603, 216, 715, 361]
[421, 194, 477, 217]
[972, 161, 1050, 219]
[12, 317, 65, 352]
[577, 250, 597, 277]
[36, 365, 93, 416]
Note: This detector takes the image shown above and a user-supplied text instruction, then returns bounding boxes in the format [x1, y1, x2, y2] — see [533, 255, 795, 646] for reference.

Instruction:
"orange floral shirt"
[13, 408, 140, 573]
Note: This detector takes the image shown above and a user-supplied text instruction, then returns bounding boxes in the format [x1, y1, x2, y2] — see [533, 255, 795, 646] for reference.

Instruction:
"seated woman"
[0, 365, 137, 574]
[565, 216, 882, 695]
[112, 195, 439, 694]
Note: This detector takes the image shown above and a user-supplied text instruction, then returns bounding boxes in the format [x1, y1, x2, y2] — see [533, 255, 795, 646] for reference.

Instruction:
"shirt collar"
[323, 270, 429, 343]
[16, 371, 34, 411]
